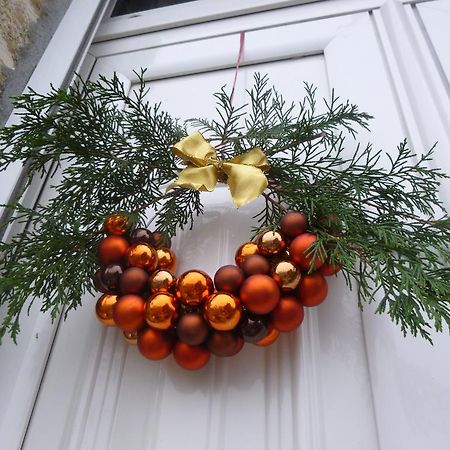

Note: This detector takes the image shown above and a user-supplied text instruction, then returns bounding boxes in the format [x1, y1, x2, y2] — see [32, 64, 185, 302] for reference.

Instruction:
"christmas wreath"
[0, 70, 449, 370]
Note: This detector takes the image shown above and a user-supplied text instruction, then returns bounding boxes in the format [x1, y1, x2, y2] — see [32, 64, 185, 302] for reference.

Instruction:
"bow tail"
[166, 165, 218, 192]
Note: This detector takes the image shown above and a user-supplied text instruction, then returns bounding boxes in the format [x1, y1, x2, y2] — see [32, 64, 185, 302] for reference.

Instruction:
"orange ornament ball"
[207, 331, 242, 357]
[241, 254, 271, 276]
[297, 272, 328, 307]
[280, 211, 308, 238]
[113, 294, 146, 332]
[97, 236, 129, 265]
[157, 248, 176, 271]
[271, 296, 305, 332]
[255, 326, 279, 347]
[235, 242, 259, 267]
[319, 261, 342, 276]
[272, 260, 301, 291]
[173, 342, 210, 370]
[145, 293, 178, 330]
[103, 214, 130, 236]
[149, 269, 176, 293]
[176, 270, 214, 306]
[240, 274, 280, 314]
[289, 232, 325, 271]
[256, 230, 286, 255]
[127, 243, 158, 271]
[204, 293, 242, 331]
[95, 294, 118, 326]
[137, 327, 174, 360]
[123, 330, 138, 345]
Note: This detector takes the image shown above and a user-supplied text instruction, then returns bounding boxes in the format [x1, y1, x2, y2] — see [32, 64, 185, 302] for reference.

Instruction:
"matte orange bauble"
[319, 261, 342, 276]
[149, 269, 176, 293]
[103, 214, 130, 236]
[204, 293, 242, 331]
[176, 270, 214, 306]
[157, 248, 176, 271]
[240, 274, 280, 314]
[280, 211, 308, 238]
[123, 330, 138, 345]
[235, 242, 259, 266]
[272, 260, 301, 291]
[97, 236, 129, 265]
[126, 243, 158, 271]
[289, 232, 325, 271]
[173, 342, 210, 370]
[95, 294, 118, 326]
[255, 326, 279, 347]
[256, 230, 286, 255]
[137, 327, 174, 360]
[119, 267, 149, 294]
[213, 265, 245, 294]
[207, 331, 241, 357]
[241, 254, 270, 276]
[271, 295, 305, 332]
[297, 272, 328, 307]
[113, 294, 146, 332]
[145, 293, 178, 330]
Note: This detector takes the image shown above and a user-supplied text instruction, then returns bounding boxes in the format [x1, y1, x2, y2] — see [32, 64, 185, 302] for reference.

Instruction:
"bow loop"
[168, 132, 269, 208]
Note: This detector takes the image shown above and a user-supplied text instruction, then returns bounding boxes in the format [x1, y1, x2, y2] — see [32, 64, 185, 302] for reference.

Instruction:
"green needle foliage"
[1, 71, 449, 343]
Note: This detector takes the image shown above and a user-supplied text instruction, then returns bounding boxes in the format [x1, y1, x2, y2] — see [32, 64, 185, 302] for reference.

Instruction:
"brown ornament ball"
[204, 293, 242, 331]
[177, 313, 209, 346]
[240, 314, 268, 344]
[103, 213, 130, 236]
[93, 269, 109, 293]
[271, 296, 305, 332]
[149, 269, 176, 294]
[95, 294, 118, 326]
[289, 232, 325, 271]
[152, 231, 172, 249]
[97, 236, 129, 265]
[256, 230, 286, 255]
[123, 330, 138, 345]
[297, 272, 328, 307]
[240, 274, 280, 315]
[319, 261, 342, 277]
[113, 294, 146, 332]
[173, 342, 210, 370]
[214, 265, 245, 294]
[137, 327, 174, 360]
[120, 267, 149, 294]
[129, 228, 154, 245]
[280, 211, 308, 238]
[207, 331, 241, 357]
[272, 260, 301, 291]
[145, 293, 178, 330]
[157, 248, 176, 272]
[127, 243, 158, 271]
[255, 326, 279, 347]
[241, 254, 271, 276]
[102, 264, 124, 291]
[235, 242, 259, 267]
[176, 270, 214, 306]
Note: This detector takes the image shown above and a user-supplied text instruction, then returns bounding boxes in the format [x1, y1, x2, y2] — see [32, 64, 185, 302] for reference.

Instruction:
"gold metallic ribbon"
[168, 131, 270, 208]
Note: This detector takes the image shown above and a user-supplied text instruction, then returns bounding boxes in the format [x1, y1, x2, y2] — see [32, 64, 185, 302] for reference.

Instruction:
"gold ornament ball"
[145, 293, 178, 330]
[157, 248, 176, 271]
[95, 294, 118, 326]
[149, 269, 176, 293]
[272, 260, 302, 291]
[103, 214, 130, 236]
[123, 330, 138, 345]
[257, 230, 286, 255]
[235, 242, 259, 267]
[204, 292, 242, 331]
[176, 270, 214, 306]
[126, 243, 158, 271]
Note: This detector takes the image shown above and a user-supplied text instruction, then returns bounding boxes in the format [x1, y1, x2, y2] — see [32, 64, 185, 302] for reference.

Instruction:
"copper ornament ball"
[95, 294, 118, 326]
[213, 265, 245, 294]
[319, 261, 342, 277]
[235, 242, 259, 267]
[256, 230, 286, 255]
[113, 294, 146, 332]
[149, 269, 176, 294]
[101, 264, 124, 291]
[129, 228, 154, 245]
[204, 292, 242, 331]
[280, 211, 308, 238]
[97, 235, 129, 265]
[103, 214, 130, 236]
[239, 314, 268, 344]
[126, 243, 158, 271]
[173, 341, 210, 370]
[145, 292, 178, 330]
[207, 331, 241, 357]
[157, 248, 176, 272]
[289, 232, 325, 271]
[255, 326, 279, 347]
[240, 274, 280, 315]
[152, 231, 172, 249]
[177, 313, 209, 346]
[176, 270, 214, 306]
[272, 260, 301, 291]
[119, 267, 149, 294]
[241, 254, 271, 276]
[123, 330, 138, 345]
[297, 272, 328, 307]
[138, 327, 174, 360]
[271, 295, 304, 332]
[93, 269, 109, 293]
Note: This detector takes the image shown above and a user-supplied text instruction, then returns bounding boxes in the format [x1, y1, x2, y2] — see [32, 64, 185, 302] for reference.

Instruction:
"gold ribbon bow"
[168, 131, 270, 208]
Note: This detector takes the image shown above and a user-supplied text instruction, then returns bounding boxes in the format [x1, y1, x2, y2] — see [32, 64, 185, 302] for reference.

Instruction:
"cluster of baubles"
[93, 211, 340, 371]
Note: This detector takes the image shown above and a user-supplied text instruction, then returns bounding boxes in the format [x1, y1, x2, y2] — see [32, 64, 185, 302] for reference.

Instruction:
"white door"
[1, 1, 450, 449]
